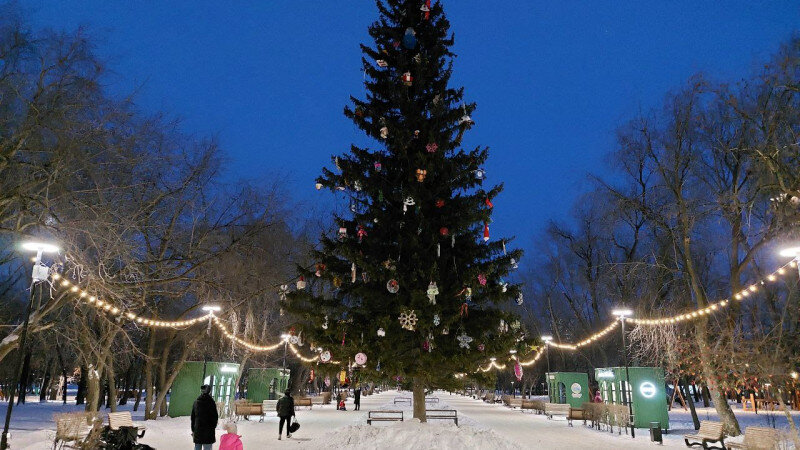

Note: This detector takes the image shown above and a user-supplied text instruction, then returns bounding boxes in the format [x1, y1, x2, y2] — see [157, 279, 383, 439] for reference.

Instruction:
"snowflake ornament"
[457, 332, 473, 349]
[433, 314, 440, 326]
[399, 310, 418, 331]
[516, 292, 524, 305]
[278, 284, 288, 301]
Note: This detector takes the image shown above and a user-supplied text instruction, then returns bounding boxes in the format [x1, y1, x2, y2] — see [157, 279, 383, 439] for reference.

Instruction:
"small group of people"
[336, 385, 361, 411]
[190, 385, 299, 448]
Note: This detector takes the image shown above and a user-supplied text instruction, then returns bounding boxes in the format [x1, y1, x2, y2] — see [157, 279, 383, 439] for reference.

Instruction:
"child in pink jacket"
[219, 423, 243, 450]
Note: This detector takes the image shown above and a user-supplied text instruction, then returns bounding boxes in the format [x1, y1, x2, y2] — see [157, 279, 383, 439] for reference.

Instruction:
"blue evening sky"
[28, 1, 800, 251]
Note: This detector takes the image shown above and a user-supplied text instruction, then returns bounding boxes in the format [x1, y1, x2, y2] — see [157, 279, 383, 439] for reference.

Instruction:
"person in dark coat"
[353, 386, 362, 411]
[276, 389, 296, 440]
[190, 385, 218, 450]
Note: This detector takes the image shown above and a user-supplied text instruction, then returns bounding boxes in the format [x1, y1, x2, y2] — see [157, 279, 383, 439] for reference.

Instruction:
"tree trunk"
[76, 365, 87, 405]
[412, 379, 426, 422]
[55, 344, 68, 405]
[85, 366, 99, 413]
[682, 377, 700, 430]
[144, 331, 156, 420]
[39, 357, 53, 402]
[133, 365, 144, 412]
[106, 362, 118, 412]
[119, 361, 133, 406]
[701, 385, 711, 408]
[17, 350, 31, 405]
[695, 322, 740, 435]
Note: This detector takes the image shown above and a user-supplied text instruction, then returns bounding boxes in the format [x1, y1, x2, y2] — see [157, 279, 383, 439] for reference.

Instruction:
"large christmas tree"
[288, 0, 525, 421]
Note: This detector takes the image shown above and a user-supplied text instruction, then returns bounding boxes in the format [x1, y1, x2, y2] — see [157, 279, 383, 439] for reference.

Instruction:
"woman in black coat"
[190, 385, 218, 450]
[276, 389, 296, 440]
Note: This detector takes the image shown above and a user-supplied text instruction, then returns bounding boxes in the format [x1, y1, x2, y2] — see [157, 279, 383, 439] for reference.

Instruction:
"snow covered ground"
[3, 390, 800, 449]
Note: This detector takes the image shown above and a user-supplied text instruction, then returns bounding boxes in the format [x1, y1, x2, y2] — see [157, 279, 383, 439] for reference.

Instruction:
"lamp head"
[202, 305, 221, 313]
[281, 333, 290, 341]
[21, 241, 59, 254]
[541, 335, 553, 343]
[612, 308, 633, 318]
[779, 246, 800, 258]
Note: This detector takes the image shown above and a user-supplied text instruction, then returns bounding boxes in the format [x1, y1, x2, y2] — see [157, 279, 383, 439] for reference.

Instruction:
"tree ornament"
[403, 196, 415, 213]
[333, 276, 343, 288]
[421, 0, 431, 19]
[511, 320, 520, 330]
[377, 327, 386, 337]
[437, 243, 441, 257]
[315, 182, 323, 190]
[459, 105, 475, 127]
[451, 235, 455, 248]
[324, 376, 331, 387]
[485, 197, 494, 208]
[464, 287, 473, 301]
[510, 258, 519, 270]
[355, 352, 368, 365]
[357, 225, 367, 242]
[309, 369, 315, 383]
[499, 278, 508, 292]
[402, 71, 413, 86]
[514, 362, 523, 381]
[341, 332, 346, 346]
[435, 199, 445, 208]
[499, 319, 508, 333]
[351, 263, 357, 283]
[374, 161, 382, 172]
[353, 180, 362, 191]
[425, 333, 434, 352]
[475, 168, 486, 180]
[320, 350, 331, 363]
[516, 292, 523, 306]
[426, 142, 438, 153]
[338, 227, 348, 241]
[315, 263, 326, 277]
[399, 310, 418, 331]
[334, 157, 342, 172]
[457, 332, 473, 349]
[442, 327, 449, 335]
[439, 227, 449, 236]
[478, 343, 485, 352]
[362, 271, 369, 283]
[427, 282, 439, 304]
[278, 284, 288, 301]
[433, 314, 440, 326]
[289, 335, 300, 345]
[483, 222, 490, 242]
[322, 315, 329, 330]
[415, 169, 427, 182]
[402, 27, 417, 49]
[414, 130, 420, 139]
[478, 274, 487, 286]
[460, 302, 469, 317]
[296, 276, 307, 290]
[376, 360, 381, 371]
[382, 259, 396, 271]
[376, 59, 388, 67]
[386, 279, 400, 294]
[380, 126, 389, 139]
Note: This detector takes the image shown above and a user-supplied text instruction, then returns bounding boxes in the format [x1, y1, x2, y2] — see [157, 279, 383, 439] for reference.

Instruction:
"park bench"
[54, 412, 100, 449]
[233, 401, 263, 421]
[262, 399, 278, 418]
[484, 393, 495, 403]
[394, 397, 412, 405]
[684, 421, 726, 450]
[544, 403, 571, 421]
[508, 398, 523, 408]
[568, 407, 586, 425]
[728, 426, 782, 450]
[426, 409, 458, 426]
[521, 399, 545, 414]
[295, 397, 313, 410]
[367, 410, 404, 425]
[425, 397, 440, 404]
[107, 411, 146, 438]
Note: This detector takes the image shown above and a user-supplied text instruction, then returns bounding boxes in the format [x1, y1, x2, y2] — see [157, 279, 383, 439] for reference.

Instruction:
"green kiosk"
[245, 368, 290, 402]
[546, 372, 590, 408]
[595, 367, 669, 430]
[168, 361, 241, 417]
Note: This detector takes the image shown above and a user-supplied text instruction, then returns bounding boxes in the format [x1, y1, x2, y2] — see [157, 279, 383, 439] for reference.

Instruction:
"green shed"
[168, 361, 241, 417]
[595, 367, 669, 430]
[245, 368, 290, 402]
[546, 372, 590, 408]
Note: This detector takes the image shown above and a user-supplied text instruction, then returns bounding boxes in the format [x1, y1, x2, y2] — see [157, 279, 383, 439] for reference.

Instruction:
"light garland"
[478, 358, 506, 372]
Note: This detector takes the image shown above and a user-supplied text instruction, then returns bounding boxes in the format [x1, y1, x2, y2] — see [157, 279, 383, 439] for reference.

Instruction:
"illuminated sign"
[597, 370, 614, 379]
[220, 366, 238, 373]
[571, 382, 582, 398]
[639, 381, 657, 398]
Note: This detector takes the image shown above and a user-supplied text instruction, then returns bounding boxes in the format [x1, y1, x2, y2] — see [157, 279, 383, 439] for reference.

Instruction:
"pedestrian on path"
[354, 386, 361, 411]
[219, 423, 243, 450]
[276, 389, 296, 440]
[190, 384, 218, 450]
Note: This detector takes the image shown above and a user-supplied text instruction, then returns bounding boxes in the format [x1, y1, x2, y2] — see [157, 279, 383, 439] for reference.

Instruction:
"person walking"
[190, 385, 218, 450]
[353, 386, 361, 411]
[276, 389, 295, 440]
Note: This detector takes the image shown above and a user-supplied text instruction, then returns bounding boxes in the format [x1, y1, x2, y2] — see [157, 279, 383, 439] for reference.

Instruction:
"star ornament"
[457, 332, 473, 349]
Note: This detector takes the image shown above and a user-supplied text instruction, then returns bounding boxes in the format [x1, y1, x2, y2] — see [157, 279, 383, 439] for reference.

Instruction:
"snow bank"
[320, 419, 518, 450]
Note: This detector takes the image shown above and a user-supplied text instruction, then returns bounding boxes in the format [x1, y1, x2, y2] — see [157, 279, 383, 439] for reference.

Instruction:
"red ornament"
[460, 302, 469, 317]
[478, 274, 487, 286]
[402, 72, 413, 86]
[483, 222, 490, 242]
[485, 198, 493, 208]
[439, 227, 449, 236]
[426, 143, 438, 153]
[421, 0, 431, 20]
[478, 344, 485, 352]
[435, 199, 445, 208]
[357, 225, 367, 242]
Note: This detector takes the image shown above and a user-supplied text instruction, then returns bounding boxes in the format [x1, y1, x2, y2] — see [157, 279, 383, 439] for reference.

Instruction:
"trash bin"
[649, 422, 663, 444]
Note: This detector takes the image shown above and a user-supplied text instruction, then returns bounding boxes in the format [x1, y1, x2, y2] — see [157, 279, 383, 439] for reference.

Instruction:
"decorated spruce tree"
[287, 0, 526, 421]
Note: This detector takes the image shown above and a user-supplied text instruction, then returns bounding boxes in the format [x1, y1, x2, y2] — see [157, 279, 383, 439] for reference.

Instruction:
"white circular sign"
[571, 382, 582, 398]
[320, 350, 331, 363]
[355, 352, 367, 365]
[639, 381, 657, 398]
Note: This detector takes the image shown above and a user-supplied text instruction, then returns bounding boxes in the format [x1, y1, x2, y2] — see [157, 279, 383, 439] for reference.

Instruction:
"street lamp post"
[281, 334, 290, 392]
[612, 308, 634, 438]
[200, 305, 221, 383]
[541, 335, 553, 398]
[2, 242, 59, 450]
